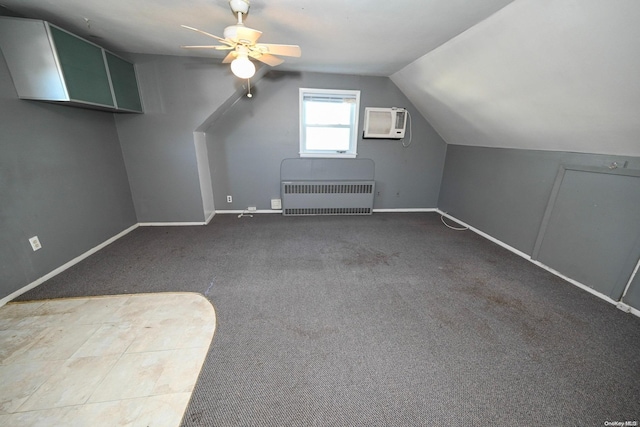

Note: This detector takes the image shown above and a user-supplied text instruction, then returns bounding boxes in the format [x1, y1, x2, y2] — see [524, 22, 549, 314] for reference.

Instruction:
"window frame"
[299, 88, 361, 158]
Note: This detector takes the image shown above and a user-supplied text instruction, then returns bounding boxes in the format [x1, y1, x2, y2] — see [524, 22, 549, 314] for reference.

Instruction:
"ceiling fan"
[181, 0, 301, 79]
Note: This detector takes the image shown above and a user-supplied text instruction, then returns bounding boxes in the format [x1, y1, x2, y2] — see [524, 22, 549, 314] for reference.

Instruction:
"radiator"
[281, 180, 375, 216]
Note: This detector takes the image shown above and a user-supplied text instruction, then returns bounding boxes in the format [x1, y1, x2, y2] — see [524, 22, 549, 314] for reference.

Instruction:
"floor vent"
[282, 181, 375, 216]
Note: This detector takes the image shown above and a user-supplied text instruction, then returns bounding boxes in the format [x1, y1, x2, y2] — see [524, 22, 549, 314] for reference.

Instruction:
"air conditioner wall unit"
[363, 107, 407, 139]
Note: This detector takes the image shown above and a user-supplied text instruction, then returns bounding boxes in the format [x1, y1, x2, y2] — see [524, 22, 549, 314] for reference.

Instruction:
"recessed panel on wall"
[533, 166, 640, 300]
[622, 271, 640, 311]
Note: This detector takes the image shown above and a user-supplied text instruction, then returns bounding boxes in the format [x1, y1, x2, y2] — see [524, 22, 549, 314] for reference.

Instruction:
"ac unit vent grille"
[367, 111, 392, 135]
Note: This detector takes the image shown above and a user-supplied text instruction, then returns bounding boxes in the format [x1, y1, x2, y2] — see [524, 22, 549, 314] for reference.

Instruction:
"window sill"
[299, 153, 357, 159]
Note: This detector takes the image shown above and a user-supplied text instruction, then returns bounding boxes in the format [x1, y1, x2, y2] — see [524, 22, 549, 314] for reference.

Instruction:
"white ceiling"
[0, 0, 514, 76]
[392, 0, 640, 157]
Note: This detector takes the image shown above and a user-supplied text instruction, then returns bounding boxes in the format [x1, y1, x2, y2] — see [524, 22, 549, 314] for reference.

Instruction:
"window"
[299, 88, 360, 158]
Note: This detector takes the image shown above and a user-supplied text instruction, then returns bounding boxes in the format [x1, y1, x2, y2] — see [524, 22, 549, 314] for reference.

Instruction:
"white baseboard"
[438, 211, 531, 259]
[373, 208, 437, 213]
[139, 211, 216, 226]
[204, 211, 215, 224]
[138, 221, 208, 226]
[215, 210, 283, 214]
[0, 224, 139, 307]
[436, 210, 638, 318]
[216, 208, 436, 214]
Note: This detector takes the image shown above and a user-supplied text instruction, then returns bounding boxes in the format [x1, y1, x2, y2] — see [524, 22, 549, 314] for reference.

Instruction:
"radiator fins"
[284, 184, 374, 195]
[283, 207, 372, 216]
[281, 181, 375, 216]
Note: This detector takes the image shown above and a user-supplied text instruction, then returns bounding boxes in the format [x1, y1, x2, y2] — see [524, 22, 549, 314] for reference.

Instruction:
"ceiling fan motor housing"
[223, 25, 240, 41]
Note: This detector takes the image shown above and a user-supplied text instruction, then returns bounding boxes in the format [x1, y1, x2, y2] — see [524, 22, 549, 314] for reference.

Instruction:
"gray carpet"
[17, 213, 640, 426]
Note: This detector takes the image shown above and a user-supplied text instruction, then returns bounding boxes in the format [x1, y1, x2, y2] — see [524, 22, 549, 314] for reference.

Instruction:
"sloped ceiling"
[391, 0, 640, 157]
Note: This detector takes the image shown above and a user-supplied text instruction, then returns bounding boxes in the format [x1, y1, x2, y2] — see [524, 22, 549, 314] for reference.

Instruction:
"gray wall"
[114, 54, 241, 223]
[439, 145, 640, 307]
[624, 272, 640, 310]
[0, 50, 137, 299]
[206, 71, 447, 211]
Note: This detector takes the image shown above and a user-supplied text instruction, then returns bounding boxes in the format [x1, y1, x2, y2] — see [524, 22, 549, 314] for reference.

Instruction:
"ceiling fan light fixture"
[182, 0, 299, 82]
[230, 54, 255, 79]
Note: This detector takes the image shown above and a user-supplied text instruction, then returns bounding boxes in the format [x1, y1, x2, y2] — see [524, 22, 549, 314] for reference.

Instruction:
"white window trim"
[299, 88, 361, 158]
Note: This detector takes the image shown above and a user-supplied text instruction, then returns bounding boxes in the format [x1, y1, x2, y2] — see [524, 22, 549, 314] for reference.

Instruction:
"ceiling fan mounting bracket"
[229, 0, 250, 16]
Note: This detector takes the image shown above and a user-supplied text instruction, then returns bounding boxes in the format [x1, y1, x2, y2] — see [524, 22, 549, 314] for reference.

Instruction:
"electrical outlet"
[248, 206, 257, 212]
[226, 195, 232, 203]
[29, 236, 42, 251]
[271, 199, 282, 210]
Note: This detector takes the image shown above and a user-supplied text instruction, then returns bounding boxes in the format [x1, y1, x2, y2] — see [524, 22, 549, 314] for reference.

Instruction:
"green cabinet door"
[105, 52, 143, 112]
[50, 26, 114, 107]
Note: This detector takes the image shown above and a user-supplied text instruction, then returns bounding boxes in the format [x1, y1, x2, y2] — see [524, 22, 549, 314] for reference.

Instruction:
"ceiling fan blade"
[181, 45, 234, 50]
[255, 43, 301, 57]
[222, 51, 237, 64]
[252, 53, 284, 67]
[236, 26, 262, 44]
[181, 25, 234, 46]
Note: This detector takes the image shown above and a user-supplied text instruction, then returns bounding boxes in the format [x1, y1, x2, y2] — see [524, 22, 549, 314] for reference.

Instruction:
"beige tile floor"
[0, 292, 216, 427]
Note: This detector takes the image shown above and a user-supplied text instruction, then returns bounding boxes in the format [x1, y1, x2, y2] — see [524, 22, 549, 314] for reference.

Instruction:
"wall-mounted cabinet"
[105, 52, 143, 112]
[0, 17, 143, 113]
